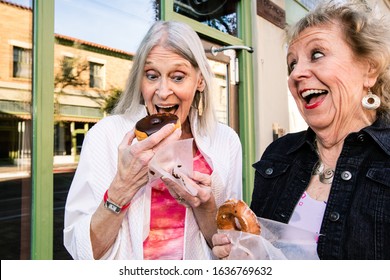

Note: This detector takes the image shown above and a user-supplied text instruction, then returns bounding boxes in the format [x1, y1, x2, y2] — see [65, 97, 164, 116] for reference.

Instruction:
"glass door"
[204, 42, 254, 133]
[202, 41, 230, 127]
[203, 40, 249, 134]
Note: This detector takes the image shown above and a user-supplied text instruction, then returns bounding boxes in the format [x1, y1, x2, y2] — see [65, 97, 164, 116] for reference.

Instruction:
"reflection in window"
[209, 60, 228, 125]
[55, 0, 159, 53]
[62, 56, 75, 80]
[13, 46, 32, 79]
[89, 62, 104, 89]
[1, 1, 33, 260]
[297, 0, 318, 10]
[174, 0, 239, 37]
[55, 54, 88, 90]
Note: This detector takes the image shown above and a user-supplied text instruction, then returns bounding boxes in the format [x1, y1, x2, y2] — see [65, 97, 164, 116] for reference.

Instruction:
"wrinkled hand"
[162, 171, 212, 208]
[163, 170, 218, 247]
[109, 124, 181, 204]
[212, 233, 232, 259]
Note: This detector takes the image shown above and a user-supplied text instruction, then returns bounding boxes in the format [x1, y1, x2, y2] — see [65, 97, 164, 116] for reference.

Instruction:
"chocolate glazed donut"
[135, 113, 180, 141]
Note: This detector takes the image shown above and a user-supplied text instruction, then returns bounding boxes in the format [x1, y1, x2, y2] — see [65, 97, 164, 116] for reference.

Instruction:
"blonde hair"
[286, 0, 390, 118]
[113, 20, 217, 135]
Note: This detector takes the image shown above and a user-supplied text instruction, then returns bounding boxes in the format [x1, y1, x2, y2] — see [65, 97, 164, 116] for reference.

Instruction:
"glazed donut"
[216, 199, 261, 235]
[135, 113, 180, 141]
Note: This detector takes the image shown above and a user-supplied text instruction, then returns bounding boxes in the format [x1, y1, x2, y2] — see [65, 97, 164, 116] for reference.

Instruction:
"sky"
[8, 0, 156, 53]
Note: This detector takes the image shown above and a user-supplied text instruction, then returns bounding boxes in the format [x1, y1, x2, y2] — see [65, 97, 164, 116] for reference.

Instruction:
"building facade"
[1, 3, 135, 168]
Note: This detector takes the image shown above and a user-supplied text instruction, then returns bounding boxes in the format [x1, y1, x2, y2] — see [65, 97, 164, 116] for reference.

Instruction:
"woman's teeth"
[156, 105, 178, 113]
[302, 89, 327, 98]
[302, 89, 328, 103]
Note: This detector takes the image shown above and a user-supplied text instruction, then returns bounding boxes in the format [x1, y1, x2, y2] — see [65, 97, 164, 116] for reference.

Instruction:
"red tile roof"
[0, 0, 31, 11]
[55, 33, 134, 56]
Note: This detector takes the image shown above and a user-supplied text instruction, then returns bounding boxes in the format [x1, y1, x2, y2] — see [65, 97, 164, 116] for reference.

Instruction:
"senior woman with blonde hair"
[212, 0, 390, 259]
[64, 20, 242, 260]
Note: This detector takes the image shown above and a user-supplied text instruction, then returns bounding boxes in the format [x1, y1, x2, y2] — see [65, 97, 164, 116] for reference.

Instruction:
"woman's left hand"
[162, 170, 217, 247]
[161, 170, 213, 208]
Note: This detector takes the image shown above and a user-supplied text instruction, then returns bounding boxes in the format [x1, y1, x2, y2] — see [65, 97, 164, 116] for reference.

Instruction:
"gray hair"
[285, 0, 390, 118]
[113, 20, 216, 135]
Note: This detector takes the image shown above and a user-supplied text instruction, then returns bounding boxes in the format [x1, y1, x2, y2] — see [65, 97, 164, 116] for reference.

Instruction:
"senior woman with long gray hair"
[64, 20, 242, 260]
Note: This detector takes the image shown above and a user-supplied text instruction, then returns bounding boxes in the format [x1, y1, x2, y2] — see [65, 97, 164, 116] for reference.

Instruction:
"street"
[0, 171, 74, 259]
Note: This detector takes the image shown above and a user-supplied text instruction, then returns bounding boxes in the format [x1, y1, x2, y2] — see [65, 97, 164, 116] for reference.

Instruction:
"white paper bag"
[148, 138, 198, 195]
[220, 217, 320, 260]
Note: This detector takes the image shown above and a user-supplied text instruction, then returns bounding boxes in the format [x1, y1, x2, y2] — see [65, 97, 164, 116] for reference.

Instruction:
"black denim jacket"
[251, 118, 390, 259]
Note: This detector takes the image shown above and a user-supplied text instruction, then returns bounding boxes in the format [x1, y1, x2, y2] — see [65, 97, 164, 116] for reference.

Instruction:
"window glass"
[55, 0, 159, 53]
[297, 0, 320, 10]
[89, 62, 104, 89]
[0, 0, 33, 260]
[13, 46, 32, 79]
[52, 0, 158, 259]
[61, 56, 76, 80]
[1, 0, 242, 259]
[209, 60, 228, 124]
[173, 0, 239, 37]
[1, 0, 160, 260]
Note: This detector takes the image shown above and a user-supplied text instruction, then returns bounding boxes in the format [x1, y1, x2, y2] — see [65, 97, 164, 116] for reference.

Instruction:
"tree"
[54, 56, 88, 89]
[103, 88, 122, 114]
[54, 55, 123, 115]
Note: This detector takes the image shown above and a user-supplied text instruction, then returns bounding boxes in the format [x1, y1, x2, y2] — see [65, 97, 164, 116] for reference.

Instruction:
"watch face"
[105, 200, 121, 214]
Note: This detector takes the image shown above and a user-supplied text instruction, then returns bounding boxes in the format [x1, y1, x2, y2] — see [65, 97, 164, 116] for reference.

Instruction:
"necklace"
[312, 139, 335, 184]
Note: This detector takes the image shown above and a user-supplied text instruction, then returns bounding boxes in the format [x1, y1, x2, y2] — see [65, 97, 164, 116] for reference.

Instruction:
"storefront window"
[1, 0, 160, 260]
[52, 0, 158, 259]
[173, 0, 239, 36]
[297, 0, 319, 10]
[1, 0, 246, 259]
[0, 0, 33, 260]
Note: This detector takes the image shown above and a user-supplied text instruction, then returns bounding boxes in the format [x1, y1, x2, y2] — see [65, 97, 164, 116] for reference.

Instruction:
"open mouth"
[301, 89, 328, 105]
[155, 104, 179, 114]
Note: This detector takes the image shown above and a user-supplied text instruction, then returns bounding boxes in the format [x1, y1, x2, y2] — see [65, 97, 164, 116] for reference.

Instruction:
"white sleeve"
[227, 128, 243, 200]
[63, 126, 123, 260]
[63, 134, 97, 259]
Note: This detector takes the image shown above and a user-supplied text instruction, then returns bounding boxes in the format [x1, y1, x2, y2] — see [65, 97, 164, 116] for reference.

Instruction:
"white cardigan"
[63, 106, 242, 259]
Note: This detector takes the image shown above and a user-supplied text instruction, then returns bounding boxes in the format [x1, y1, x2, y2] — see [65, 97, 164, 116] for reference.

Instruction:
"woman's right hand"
[212, 233, 232, 259]
[109, 123, 181, 206]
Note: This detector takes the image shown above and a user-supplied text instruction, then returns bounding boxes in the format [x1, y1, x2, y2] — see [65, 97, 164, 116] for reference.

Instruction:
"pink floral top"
[143, 150, 213, 260]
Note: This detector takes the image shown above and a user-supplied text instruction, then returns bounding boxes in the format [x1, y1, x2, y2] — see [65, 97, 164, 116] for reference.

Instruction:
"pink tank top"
[143, 150, 212, 260]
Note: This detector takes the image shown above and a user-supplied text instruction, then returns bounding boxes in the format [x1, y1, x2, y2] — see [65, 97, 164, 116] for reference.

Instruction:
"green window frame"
[31, 0, 55, 259]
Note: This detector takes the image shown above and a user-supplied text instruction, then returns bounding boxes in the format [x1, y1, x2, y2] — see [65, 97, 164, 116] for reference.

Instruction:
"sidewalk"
[0, 163, 77, 182]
